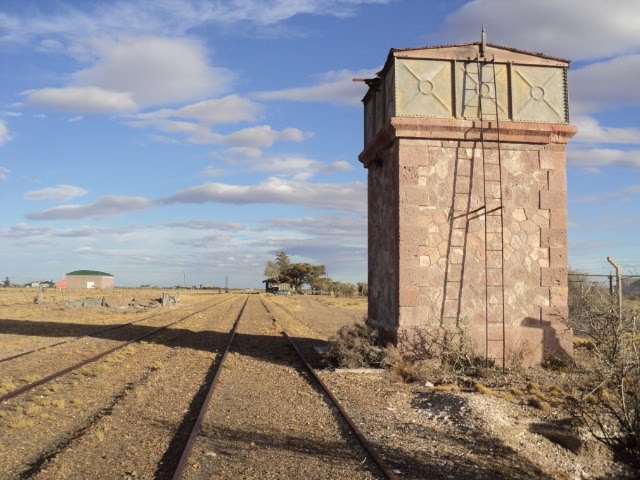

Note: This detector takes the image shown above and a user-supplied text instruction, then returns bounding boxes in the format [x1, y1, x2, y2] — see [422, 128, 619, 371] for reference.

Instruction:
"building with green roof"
[64, 270, 114, 289]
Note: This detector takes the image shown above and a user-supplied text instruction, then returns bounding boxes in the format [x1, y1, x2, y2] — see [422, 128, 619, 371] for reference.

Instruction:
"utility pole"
[225, 276, 229, 293]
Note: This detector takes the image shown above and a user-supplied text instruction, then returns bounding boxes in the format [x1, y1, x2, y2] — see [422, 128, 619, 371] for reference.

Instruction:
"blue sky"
[0, 0, 639, 287]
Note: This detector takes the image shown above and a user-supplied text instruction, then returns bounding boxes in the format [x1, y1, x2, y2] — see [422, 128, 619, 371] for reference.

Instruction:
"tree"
[275, 251, 290, 273]
[263, 251, 291, 281]
[2, 277, 9, 288]
[332, 281, 356, 296]
[263, 252, 328, 292]
[357, 282, 368, 296]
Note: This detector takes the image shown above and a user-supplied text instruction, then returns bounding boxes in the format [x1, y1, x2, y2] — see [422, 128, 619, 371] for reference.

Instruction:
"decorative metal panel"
[512, 66, 566, 123]
[456, 62, 508, 120]
[395, 59, 452, 117]
[364, 96, 375, 145]
[375, 86, 385, 135]
[384, 66, 396, 120]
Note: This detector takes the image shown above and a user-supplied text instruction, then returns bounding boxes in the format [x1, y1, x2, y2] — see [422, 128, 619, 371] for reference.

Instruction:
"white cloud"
[246, 154, 354, 180]
[0, 223, 50, 239]
[254, 69, 376, 105]
[128, 95, 262, 131]
[572, 116, 640, 144]
[129, 120, 311, 148]
[164, 220, 245, 231]
[68, 116, 83, 123]
[24, 184, 88, 201]
[571, 55, 640, 114]
[2, 111, 22, 117]
[173, 95, 262, 124]
[568, 147, 640, 169]
[26, 195, 153, 220]
[0, 166, 9, 181]
[0, 1, 392, 42]
[38, 38, 64, 52]
[225, 147, 263, 158]
[441, 0, 640, 60]
[174, 234, 234, 248]
[163, 177, 366, 212]
[573, 185, 640, 204]
[54, 226, 136, 237]
[71, 36, 233, 107]
[127, 118, 220, 144]
[24, 86, 137, 113]
[0, 120, 11, 145]
[200, 166, 231, 178]
[221, 125, 311, 148]
[269, 214, 366, 240]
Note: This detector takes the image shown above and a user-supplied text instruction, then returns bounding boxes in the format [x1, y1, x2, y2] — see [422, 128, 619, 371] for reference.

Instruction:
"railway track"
[0, 296, 233, 404]
[1, 294, 398, 479]
[0, 297, 216, 364]
[0, 295, 245, 479]
[171, 295, 398, 480]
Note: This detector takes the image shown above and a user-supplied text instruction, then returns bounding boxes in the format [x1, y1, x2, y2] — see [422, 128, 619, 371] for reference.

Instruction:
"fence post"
[606, 257, 623, 312]
[608, 274, 613, 296]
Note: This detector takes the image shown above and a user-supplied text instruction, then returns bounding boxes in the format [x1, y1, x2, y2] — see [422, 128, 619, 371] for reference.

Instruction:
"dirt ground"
[0, 289, 635, 479]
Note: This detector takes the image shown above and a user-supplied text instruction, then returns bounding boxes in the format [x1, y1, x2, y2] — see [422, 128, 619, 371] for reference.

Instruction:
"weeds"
[397, 323, 485, 372]
[527, 396, 551, 412]
[0, 378, 16, 394]
[324, 323, 387, 368]
[383, 345, 430, 383]
[432, 384, 461, 392]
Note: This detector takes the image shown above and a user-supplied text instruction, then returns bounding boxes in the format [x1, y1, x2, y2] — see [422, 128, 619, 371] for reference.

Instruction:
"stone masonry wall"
[361, 118, 575, 366]
[367, 143, 399, 339]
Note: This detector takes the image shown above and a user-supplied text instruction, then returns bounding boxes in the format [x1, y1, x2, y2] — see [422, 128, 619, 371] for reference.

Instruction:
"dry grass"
[473, 383, 518, 403]
[314, 296, 367, 312]
[266, 294, 302, 312]
[526, 396, 551, 412]
[21, 374, 40, 383]
[50, 399, 65, 409]
[384, 345, 430, 383]
[0, 378, 17, 394]
[0, 288, 222, 359]
[573, 336, 595, 350]
[432, 384, 461, 392]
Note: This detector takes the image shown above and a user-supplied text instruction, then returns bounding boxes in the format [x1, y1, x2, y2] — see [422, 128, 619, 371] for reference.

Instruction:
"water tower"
[358, 35, 576, 366]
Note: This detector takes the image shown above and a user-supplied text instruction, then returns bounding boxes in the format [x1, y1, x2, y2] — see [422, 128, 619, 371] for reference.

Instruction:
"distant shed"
[262, 278, 290, 294]
[65, 270, 114, 289]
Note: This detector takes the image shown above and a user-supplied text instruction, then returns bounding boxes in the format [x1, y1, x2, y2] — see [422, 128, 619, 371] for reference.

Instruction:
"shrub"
[566, 295, 639, 468]
[324, 323, 387, 368]
[383, 345, 430, 383]
[397, 322, 485, 372]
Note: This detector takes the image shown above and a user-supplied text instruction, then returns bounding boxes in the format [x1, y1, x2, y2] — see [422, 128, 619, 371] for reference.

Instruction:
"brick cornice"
[359, 117, 577, 167]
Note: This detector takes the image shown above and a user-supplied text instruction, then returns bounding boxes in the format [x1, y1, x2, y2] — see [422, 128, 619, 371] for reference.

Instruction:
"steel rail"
[261, 299, 399, 480]
[171, 296, 249, 480]
[0, 297, 234, 404]
[0, 297, 221, 364]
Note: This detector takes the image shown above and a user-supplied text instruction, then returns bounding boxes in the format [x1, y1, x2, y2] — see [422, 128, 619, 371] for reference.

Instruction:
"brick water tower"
[358, 36, 576, 367]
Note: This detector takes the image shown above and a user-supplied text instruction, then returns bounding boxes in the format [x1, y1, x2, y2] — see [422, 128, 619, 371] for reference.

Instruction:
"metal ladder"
[476, 56, 506, 369]
[441, 149, 474, 326]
